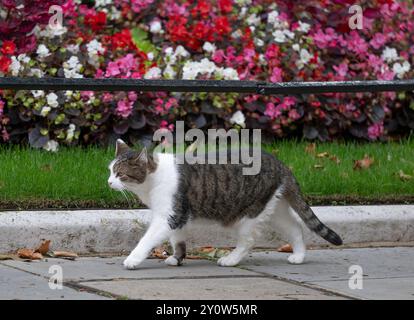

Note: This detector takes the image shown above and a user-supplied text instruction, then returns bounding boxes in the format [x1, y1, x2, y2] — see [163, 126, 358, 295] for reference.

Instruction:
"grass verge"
[0, 140, 413, 209]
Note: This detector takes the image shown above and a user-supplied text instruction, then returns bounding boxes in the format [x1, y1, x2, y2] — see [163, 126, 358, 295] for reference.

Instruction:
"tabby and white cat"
[108, 139, 342, 269]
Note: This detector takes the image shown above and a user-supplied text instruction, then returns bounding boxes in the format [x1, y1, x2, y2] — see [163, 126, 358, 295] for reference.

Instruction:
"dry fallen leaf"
[396, 170, 413, 181]
[313, 164, 324, 169]
[353, 154, 374, 170]
[305, 143, 316, 155]
[316, 152, 329, 158]
[277, 244, 293, 253]
[17, 248, 42, 260]
[53, 251, 78, 259]
[35, 240, 51, 255]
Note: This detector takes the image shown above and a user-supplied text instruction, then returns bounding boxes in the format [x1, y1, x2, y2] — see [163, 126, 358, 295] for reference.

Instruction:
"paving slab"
[1, 257, 257, 282]
[80, 277, 347, 300]
[240, 247, 414, 299]
[0, 264, 108, 300]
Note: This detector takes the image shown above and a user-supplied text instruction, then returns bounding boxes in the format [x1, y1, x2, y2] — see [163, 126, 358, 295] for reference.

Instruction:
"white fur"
[109, 152, 306, 269]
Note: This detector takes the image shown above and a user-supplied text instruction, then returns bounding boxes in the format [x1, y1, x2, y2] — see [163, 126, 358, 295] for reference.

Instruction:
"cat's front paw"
[123, 256, 144, 270]
[217, 255, 240, 267]
[287, 253, 305, 264]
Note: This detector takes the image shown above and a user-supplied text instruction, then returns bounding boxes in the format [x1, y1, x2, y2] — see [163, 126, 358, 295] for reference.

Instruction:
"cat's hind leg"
[165, 229, 187, 266]
[273, 198, 306, 264]
[217, 218, 258, 267]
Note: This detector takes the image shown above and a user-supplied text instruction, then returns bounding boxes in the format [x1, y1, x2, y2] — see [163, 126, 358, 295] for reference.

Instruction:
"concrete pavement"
[0, 246, 413, 300]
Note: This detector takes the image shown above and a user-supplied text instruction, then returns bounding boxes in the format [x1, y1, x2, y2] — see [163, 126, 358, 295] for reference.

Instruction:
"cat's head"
[108, 139, 156, 190]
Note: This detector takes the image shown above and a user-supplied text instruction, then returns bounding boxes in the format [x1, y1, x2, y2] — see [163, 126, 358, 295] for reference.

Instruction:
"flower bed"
[0, 0, 413, 150]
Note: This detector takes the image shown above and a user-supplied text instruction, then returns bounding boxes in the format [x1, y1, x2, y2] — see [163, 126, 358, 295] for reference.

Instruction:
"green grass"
[0, 140, 413, 209]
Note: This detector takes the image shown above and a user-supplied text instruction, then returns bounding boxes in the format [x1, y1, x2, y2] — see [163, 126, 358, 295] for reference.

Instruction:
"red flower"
[191, 0, 211, 19]
[213, 16, 231, 37]
[0, 56, 11, 73]
[1, 41, 16, 55]
[84, 11, 107, 32]
[112, 29, 135, 50]
[218, 0, 233, 13]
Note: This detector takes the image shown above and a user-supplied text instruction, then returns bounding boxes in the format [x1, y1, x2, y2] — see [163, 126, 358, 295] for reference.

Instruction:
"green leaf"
[131, 27, 157, 54]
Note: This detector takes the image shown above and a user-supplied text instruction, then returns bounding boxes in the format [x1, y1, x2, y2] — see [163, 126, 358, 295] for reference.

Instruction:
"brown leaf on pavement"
[53, 251, 78, 259]
[35, 239, 51, 255]
[353, 154, 374, 170]
[150, 247, 169, 259]
[277, 244, 293, 253]
[17, 248, 43, 260]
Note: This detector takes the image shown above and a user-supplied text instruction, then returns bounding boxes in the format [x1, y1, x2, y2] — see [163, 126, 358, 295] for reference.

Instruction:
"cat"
[108, 139, 342, 269]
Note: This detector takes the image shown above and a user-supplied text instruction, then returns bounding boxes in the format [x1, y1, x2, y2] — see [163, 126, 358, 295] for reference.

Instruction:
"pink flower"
[105, 62, 121, 77]
[270, 67, 283, 83]
[288, 109, 300, 120]
[128, 91, 138, 102]
[367, 123, 384, 140]
[116, 99, 134, 118]
[0, 99, 4, 117]
[212, 49, 225, 64]
[265, 103, 281, 120]
[312, 28, 338, 49]
[102, 93, 113, 103]
[333, 63, 348, 80]
[370, 33, 386, 49]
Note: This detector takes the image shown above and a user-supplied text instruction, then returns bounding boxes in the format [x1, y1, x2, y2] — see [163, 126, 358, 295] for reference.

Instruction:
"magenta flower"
[116, 99, 134, 118]
[367, 123, 384, 140]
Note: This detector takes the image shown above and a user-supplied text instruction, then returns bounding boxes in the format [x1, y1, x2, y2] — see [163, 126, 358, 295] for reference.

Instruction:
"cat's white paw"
[287, 253, 305, 264]
[123, 256, 143, 270]
[217, 255, 240, 267]
[165, 256, 180, 266]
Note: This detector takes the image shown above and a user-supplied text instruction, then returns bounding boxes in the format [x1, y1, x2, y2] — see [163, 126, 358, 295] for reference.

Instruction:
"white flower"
[267, 10, 279, 25]
[86, 40, 105, 56]
[66, 124, 76, 142]
[393, 61, 410, 79]
[147, 52, 154, 61]
[273, 30, 287, 43]
[32, 90, 45, 98]
[296, 48, 312, 69]
[40, 106, 51, 117]
[9, 56, 22, 76]
[47, 93, 59, 108]
[231, 30, 243, 39]
[37, 44, 51, 59]
[298, 21, 311, 33]
[63, 56, 83, 78]
[18, 54, 30, 64]
[203, 42, 216, 53]
[381, 47, 398, 63]
[254, 38, 264, 47]
[247, 13, 261, 26]
[66, 44, 80, 54]
[222, 68, 239, 80]
[43, 140, 59, 152]
[175, 45, 189, 58]
[38, 24, 67, 38]
[163, 65, 177, 79]
[29, 68, 44, 78]
[144, 67, 162, 79]
[273, 29, 294, 43]
[182, 58, 217, 80]
[150, 20, 162, 34]
[240, 7, 248, 17]
[230, 111, 246, 128]
[94, 0, 112, 7]
[292, 43, 300, 51]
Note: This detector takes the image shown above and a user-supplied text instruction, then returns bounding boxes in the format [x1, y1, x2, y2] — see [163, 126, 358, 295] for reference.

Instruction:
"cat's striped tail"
[283, 177, 343, 246]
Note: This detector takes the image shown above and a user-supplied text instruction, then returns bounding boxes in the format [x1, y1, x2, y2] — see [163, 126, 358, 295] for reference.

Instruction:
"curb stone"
[0, 205, 413, 254]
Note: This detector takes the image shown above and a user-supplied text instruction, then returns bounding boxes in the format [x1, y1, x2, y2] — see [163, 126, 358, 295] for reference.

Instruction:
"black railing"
[1, 77, 414, 94]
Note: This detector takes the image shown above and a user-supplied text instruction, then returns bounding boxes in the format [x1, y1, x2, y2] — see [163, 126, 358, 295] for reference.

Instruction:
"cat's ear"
[115, 139, 129, 157]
